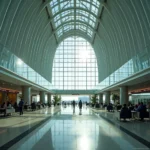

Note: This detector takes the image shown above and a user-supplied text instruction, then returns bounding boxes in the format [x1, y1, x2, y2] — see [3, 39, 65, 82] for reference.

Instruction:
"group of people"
[119, 102, 148, 121]
[71, 100, 83, 115]
[1, 101, 12, 109]
[100, 101, 149, 121]
[0, 99, 24, 116]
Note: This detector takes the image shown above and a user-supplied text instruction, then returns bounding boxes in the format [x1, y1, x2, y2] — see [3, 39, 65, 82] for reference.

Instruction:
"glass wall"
[0, 41, 149, 92]
[50, 0, 100, 38]
[52, 36, 98, 90]
[96, 44, 150, 90]
[0, 46, 54, 90]
[15, 59, 54, 90]
[96, 59, 134, 90]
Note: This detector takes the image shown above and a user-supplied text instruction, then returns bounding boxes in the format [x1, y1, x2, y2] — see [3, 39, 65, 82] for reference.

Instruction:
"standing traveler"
[19, 98, 24, 115]
[79, 100, 82, 115]
[72, 100, 76, 113]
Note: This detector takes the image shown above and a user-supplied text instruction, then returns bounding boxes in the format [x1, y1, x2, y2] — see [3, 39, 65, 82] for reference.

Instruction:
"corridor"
[0, 105, 148, 150]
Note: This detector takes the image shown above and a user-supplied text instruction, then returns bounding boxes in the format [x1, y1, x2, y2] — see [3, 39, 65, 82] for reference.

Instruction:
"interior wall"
[0, 91, 17, 105]
[0, 0, 57, 82]
[8, 93, 17, 104]
[1, 0, 150, 85]
[93, 0, 150, 82]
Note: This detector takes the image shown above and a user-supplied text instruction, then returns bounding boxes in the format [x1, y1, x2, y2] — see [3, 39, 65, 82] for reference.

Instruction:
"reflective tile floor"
[0, 106, 60, 149]
[2, 105, 149, 150]
[92, 108, 150, 143]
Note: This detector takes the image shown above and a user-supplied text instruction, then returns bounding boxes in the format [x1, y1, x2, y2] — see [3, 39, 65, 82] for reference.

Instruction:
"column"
[47, 93, 51, 106]
[120, 86, 128, 105]
[22, 86, 31, 104]
[99, 93, 103, 104]
[40, 91, 45, 103]
[105, 91, 110, 104]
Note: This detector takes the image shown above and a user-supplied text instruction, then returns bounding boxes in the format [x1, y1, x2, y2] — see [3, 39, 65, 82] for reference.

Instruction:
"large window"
[49, 0, 101, 38]
[52, 36, 98, 90]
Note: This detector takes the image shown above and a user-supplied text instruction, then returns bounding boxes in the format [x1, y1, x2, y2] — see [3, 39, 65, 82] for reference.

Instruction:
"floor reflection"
[61, 105, 90, 115]
[50, 120, 99, 150]
[9, 107, 149, 150]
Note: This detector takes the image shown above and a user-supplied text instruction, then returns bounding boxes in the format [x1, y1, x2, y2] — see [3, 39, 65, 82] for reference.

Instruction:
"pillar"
[47, 93, 51, 103]
[105, 91, 110, 104]
[40, 91, 45, 103]
[22, 86, 31, 104]
[120, 86, 128, 105]
[99, 93, 103, 104]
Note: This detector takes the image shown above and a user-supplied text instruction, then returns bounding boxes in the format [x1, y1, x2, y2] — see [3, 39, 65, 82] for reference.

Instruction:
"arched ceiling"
[48, 0, 102, 42]
[0, 0, 150, 86]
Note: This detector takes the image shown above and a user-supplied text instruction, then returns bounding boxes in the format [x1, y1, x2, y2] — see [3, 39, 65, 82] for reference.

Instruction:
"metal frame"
[48, 0, 101, 42]
[52, 36, 98, 90]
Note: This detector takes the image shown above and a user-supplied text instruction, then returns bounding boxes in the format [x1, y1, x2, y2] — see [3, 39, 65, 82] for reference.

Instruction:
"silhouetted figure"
[72, 100, 76, 114]
[72, 100, 75, 108]
[2, 102, 7, 109]
[19, 99, 24, 115]
[14, 102, 18, 112]
[79, 100, 82, 115]
[7, 101, 11, 107]
[107, 103, 113, 112]
[1, 102, 7, 116]
[137, 102, 146, 121]
[31, 101, 36, 111]
[120, 104, 129, 121]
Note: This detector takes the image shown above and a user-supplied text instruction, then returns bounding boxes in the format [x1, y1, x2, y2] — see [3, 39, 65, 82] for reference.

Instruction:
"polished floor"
[0, 106, 150, 150]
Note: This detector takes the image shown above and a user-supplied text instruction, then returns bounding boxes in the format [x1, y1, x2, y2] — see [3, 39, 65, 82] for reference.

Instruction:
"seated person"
[1, 102, 7, 115]
[7, 101, 11, 107]
[107, 103, 113, 112]
[31, 102, 36, 111]
[116, 103, 122, 111]
[7, 104, 12, 109]
[13, 102, 18, 112]
[128, 104, 134, 111]
[1, 102, 7, 109]
[137, 102, 146, 121]
[120, 104, 129, 121]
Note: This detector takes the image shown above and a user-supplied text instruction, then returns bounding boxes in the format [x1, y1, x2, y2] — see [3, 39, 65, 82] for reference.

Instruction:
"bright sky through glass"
[52, 36, 98, 90]
[50, 0, 100, 38]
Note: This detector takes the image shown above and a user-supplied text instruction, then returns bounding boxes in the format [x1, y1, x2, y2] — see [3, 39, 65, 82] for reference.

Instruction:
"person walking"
[79, 100, 82, 115]
[72, 100, 76, 114]
[73, 100, 76, 108]
[19, 98, 24, 115]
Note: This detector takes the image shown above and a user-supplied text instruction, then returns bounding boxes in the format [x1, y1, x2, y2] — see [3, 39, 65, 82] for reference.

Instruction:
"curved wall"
[93, 0, 150, 82]
[0, 0, 150, 84]
[0, 0, 57, 82]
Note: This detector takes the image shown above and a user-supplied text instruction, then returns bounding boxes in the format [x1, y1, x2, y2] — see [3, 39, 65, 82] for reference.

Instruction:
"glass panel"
[49, 0, 101, 39]
[52, 36, 98, 90]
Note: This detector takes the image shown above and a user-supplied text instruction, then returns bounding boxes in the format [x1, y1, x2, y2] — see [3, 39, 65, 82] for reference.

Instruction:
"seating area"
[113, 108, 150, 121]
[20, 103, 50, 112]
[115, 110, 131, 121]
[0, 108, 15, 116]
[92, 102, 150, 122]
[0, 100, 52, 117]
[107, 104, 114, 112]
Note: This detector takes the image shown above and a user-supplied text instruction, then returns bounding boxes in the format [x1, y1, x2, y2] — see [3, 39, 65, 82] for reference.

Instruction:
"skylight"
[50, 0, 100, 39]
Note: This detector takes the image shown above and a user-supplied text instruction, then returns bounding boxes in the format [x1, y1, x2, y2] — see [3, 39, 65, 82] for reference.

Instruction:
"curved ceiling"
[0, 0, 150, 86]
[48, 0, 102, 42]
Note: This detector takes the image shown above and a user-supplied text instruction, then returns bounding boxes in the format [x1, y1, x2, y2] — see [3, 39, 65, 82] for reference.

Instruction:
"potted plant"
[53, 95, 61, 106]
[91, 94, 98, 107]
[112, 93, 120, 104]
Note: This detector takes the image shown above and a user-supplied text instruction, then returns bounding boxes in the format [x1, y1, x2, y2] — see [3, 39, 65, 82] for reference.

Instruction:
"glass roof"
[49, 0, 101, 39]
